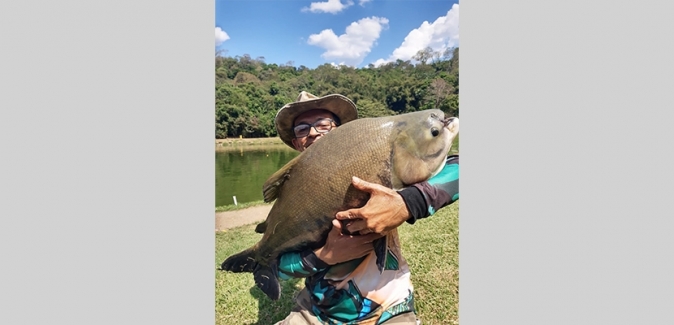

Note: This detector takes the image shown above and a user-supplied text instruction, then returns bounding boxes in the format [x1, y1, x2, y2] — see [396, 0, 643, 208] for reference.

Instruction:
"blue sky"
[215, 0, 459, 69]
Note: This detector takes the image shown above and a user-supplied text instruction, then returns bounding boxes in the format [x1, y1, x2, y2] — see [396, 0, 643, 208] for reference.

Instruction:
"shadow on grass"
[247, 278, 304, 325]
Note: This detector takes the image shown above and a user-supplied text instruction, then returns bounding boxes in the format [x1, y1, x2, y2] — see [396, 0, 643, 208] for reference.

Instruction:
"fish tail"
[220, 248, 257, 273]
[253, 263, 281, 300]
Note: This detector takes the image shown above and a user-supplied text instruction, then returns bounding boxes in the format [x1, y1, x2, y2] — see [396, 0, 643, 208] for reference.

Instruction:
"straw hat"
[275, 91, 358, 149]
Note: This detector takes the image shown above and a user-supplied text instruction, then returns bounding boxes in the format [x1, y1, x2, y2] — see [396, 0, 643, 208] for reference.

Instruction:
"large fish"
[220, 109, 459, 300]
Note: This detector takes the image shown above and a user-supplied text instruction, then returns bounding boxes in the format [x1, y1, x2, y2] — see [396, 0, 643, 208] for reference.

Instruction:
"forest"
[215, 47, 459, 139]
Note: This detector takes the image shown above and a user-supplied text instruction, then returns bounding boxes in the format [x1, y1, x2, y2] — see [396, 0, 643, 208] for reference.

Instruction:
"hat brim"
[275, 94, 358, 149]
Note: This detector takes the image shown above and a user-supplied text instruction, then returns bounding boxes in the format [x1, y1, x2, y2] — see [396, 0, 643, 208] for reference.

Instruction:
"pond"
[215, 145, 299, 207]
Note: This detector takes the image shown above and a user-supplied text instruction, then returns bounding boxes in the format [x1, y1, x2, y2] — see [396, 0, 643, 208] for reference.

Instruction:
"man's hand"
[313, 219, 384, 265]
[335, 176, 410, 235]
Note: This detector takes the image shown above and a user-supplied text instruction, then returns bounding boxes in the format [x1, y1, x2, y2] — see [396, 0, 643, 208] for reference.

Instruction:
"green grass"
[215, 200, 269, 212]
[215, 202, 459, 325]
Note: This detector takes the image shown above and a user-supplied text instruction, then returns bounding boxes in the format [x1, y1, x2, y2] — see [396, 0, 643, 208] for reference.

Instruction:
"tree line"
[215, 47, 459, 139]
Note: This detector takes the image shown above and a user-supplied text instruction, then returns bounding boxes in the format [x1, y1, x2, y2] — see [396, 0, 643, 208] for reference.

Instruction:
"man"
[273, 91, 459, 325]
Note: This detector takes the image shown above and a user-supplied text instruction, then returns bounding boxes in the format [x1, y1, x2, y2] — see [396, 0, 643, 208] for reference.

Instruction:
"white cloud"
[308, 16, 389, 67]
[371, 58, 388, 67]
[301, 0, 354, 14]
[215, 27, 230, 46]
[358, 0, 372, 6]
[371, 3, 459, 66]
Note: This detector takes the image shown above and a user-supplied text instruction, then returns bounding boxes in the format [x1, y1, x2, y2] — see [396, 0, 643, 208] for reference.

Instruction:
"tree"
[412, 47, 435, 65]
[214, 47, 459, 138]
[233, 72, 261, 85]
[356, 99, 396, 118]
[426, 78, 454, 110]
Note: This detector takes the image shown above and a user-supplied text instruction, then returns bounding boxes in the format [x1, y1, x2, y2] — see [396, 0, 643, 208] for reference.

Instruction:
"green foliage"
[354, 98, 396, 118]
[215, 47, 460, 138]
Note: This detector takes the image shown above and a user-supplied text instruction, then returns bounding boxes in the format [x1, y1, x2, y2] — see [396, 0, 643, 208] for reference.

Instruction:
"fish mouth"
[443, 117, 457, 127]
[443, 117, 459, 134]
[431, 113, 458, 129]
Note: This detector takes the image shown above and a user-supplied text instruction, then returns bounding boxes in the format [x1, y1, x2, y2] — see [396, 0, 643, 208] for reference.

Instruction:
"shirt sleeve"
[277, 249, 330, 280]
[399, 155, 459, 224]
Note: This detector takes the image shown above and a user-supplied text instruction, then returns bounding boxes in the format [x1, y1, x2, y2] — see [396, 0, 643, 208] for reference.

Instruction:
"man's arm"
[277, 249, 329, 280]
[277, 220, 383, 279]
[402, 155, 459, 223]
[335, 155, 459, 234]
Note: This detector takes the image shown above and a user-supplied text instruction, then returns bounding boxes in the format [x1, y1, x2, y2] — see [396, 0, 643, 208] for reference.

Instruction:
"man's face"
[291, 109, 338, 152]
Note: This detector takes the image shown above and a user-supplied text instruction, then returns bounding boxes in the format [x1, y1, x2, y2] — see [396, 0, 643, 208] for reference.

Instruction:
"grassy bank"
[215, 202, 459, 325]
[215, 200, 269, 212]
[216, 137, 286, 152]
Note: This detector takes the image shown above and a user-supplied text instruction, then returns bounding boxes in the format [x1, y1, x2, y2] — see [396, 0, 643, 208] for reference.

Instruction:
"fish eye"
[431, 127, 439, 137]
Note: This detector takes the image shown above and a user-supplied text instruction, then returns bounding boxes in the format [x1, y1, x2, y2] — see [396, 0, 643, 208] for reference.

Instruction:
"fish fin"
[373, 236, 387, 273]
[384, 249, 400, 271]
[220, 248, 257, 273]
[375, 229, 402, 272]
[255, 221, 267, 233]
[262, 154, 302, 202]
[253, 263, 281, 300]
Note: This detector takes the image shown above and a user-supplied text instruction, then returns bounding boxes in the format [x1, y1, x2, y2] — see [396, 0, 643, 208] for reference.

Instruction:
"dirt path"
[215, 205, 272, 232]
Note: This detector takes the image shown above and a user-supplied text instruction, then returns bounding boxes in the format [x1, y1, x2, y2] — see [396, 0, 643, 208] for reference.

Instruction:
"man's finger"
[360, 228, 386, 236]
[351, 176, 376, 192]
[335, 209, 361, 220]
[331, 219, 343, 229]
[352, 176, 388, 193]
[360, 228, 373, 235]
[345, 220, 367, 234]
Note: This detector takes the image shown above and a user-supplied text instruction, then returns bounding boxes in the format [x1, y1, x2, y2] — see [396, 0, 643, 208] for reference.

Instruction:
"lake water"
[215, 145, 299, 207]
